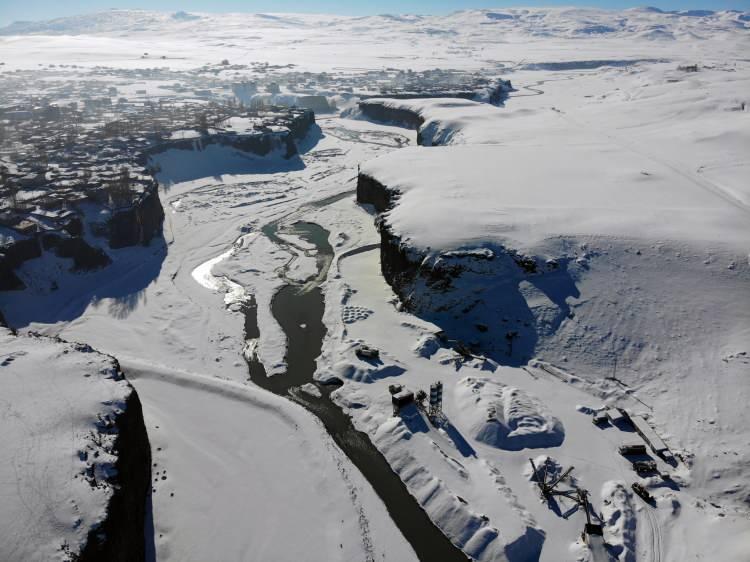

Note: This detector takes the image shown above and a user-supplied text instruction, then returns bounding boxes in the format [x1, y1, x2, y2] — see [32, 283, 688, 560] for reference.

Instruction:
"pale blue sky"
[1, 0, 748, 27]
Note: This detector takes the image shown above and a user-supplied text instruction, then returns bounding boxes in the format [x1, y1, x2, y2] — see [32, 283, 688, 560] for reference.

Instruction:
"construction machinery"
[618, 444, 647, 456]
[631, 482, 654, 503]
[529, 458, 575, 500]
[632, 460, 658, 475]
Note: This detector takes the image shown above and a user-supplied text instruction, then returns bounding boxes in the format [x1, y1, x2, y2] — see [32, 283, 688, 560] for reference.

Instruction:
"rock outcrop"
[79, 378, 151, 562]
[357, 172, 553, 362]
[144, 108, 315, 162]
[0, 237, 41, 290]
[108, 185, 165, 249]
[42, 233, 112, 270]
[357, 101, 425, 134]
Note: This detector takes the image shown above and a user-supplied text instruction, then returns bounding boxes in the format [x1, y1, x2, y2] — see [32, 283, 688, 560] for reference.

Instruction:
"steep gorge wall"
[148, 131, 296, 161]
[357, 80, 512, 146]
[356, 173, 420, 296]
[145, 109, 315, 162]
[357, 102, 425, 137]
[0, 238, 41, 290]
[108, 186, 165, 249]
[357, 173, 555, 362]
[79, 384, 151, 562]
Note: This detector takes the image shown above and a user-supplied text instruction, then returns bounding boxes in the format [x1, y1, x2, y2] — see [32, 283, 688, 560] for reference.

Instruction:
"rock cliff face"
[42, 234, 112, 270]
[357, 173, 419, 295]
[357, 80, 512, 144]
[145, 109, 315, 162]
[79, 376, 151, 562]
[0, 185, 164, 292]
[286, 108, 316, 140]
[0, 184, 164, 290]
[357, 101, 425, 135]
[148, 131, 297, 160]
[0, 238, 41, 290]
[357, 172, 553, 362]
[357, 173, 426, 298]
[108, 185, 165, 249]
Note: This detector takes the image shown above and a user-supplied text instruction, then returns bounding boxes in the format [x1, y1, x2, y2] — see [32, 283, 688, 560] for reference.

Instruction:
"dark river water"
[245, 218, 468, 562]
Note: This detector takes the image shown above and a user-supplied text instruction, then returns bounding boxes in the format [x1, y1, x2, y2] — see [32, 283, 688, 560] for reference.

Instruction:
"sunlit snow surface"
[1, 7, 749, 562]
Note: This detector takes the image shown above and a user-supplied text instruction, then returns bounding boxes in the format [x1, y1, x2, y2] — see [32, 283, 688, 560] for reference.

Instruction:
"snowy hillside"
[351, 50, 750, 560]
[0, 328, 150, 562]
[0, 5, 748, 562]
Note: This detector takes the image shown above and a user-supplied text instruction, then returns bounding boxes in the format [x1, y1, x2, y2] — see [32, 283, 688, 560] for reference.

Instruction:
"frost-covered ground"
[0, 329, 135, 561]
[1, 6, 749, 562]
[352, 58, 750, 560]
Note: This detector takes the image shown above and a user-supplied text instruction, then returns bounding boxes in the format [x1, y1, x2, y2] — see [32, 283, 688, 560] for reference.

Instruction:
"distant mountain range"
[1, 7, 748, 40]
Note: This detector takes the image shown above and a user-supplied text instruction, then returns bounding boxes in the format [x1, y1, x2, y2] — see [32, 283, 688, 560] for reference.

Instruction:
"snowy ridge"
[0, 328, 147, 562]
[350, 394, 543, 561]
[2, 8, 748, 39]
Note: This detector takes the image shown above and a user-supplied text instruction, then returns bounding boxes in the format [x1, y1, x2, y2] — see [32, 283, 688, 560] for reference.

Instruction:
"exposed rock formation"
[285, 107, 316, 139]
[108, 185, 165, 249]
[148, 130, 297, 160]
[296, 95, 332, 114]
[357, 172, 550, 361]
[42, 233, 112, 270]
[357, 80, 512, 143]
[357, 101, 425, 134]
[144, 108, 315, 162]
[0, 237, 41, 290]
[79, 382, 151, 562]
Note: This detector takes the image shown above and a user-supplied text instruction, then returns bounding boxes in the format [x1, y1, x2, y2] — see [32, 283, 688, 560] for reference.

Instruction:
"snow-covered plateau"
[0, 328, 151, 562]
[0, 6, 749, 562]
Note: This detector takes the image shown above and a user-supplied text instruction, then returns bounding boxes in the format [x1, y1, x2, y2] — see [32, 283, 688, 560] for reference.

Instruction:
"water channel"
[244, 215, 469, 562]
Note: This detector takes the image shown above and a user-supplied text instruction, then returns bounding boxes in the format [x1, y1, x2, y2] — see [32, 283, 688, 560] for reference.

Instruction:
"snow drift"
[456, 377, 564, 450]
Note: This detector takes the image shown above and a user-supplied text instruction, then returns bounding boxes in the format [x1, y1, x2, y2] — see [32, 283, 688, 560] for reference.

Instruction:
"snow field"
[0, 329, 133, 561]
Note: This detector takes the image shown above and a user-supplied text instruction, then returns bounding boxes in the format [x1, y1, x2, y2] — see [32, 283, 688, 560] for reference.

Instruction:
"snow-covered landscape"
[0, 5, 748, 561]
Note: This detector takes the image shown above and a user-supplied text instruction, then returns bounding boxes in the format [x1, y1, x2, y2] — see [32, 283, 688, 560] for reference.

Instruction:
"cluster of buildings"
[0, 66, 316, 290]
[0, 59, 505, 290]
[233, 66, 511, 106]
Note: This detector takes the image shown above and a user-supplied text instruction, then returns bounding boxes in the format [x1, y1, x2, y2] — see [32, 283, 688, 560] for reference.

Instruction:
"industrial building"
[630, 414, 673, 461]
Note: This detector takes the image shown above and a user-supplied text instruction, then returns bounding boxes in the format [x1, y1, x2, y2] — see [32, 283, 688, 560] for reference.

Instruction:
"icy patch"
[456, 377, 564, 450]
[191, 246, 246, 306]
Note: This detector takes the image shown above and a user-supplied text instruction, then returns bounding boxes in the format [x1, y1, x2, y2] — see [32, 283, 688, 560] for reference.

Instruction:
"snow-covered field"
[1, 6, 749, 562]
[0, 329, 137, 561]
